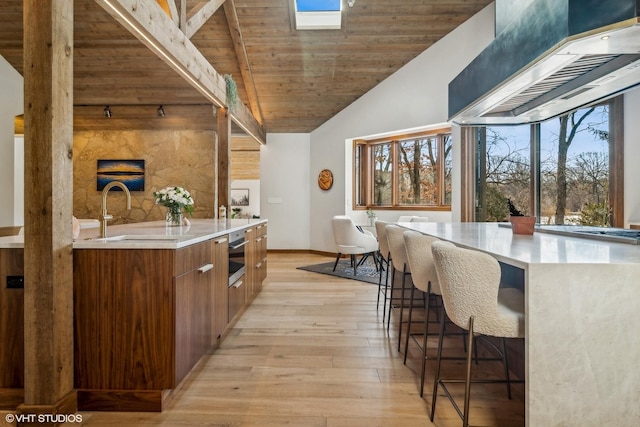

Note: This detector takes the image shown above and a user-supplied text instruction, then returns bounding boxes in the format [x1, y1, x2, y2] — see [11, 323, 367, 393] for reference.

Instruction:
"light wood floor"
[80, 252, 525, 426]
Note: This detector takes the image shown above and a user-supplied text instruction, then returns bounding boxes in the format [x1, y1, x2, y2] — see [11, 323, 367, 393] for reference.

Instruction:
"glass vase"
[166, 206, 183, 226]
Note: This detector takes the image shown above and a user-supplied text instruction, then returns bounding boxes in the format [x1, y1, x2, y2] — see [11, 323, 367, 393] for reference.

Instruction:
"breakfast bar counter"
[399, 222, 640, 427]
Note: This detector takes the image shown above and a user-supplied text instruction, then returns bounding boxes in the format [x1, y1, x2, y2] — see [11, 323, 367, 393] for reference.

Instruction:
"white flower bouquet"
[153, 186, 195, 216]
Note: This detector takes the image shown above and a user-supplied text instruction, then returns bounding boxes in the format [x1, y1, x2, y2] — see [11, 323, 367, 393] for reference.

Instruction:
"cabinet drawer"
[174, 241, 212, 276]
[255, 223, 267, 237]
[228, 278, 246, 322]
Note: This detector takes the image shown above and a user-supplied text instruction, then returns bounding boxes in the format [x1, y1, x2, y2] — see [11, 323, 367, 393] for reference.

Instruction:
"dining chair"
[331, 215, 379, 276]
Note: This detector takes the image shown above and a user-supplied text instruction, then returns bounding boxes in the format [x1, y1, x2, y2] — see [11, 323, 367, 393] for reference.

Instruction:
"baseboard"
[267, 249, 336, 257]
[16, 389, 77, 424]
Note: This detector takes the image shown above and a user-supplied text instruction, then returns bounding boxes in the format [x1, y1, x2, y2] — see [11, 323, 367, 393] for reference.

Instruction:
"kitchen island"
[399, 222, 640, 427]
[0, 219, 268, 412]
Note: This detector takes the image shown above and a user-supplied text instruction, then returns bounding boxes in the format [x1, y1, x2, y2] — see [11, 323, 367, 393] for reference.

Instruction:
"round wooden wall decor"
[317, 169, 334, 191]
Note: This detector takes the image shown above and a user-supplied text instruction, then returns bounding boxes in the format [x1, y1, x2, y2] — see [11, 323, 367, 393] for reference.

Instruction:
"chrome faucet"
[100, 181, 132, 238]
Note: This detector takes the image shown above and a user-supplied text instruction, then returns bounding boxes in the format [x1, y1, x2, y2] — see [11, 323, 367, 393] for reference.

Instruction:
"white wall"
[230, 179, 260, 218]
[624, 87, 640, 225]
[307, 5, 496, 252]
[14, 136, 24, 224]
[260, 133, 311, 249]
[0, 55, 24, 227]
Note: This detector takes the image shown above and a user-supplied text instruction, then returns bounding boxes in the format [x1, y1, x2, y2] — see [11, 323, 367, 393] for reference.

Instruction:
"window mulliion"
[354, 129, 452, 210]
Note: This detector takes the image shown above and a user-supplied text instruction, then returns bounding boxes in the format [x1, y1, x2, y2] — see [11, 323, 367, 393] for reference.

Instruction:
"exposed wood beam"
[223, 0, 264, 125]
[155, 0, 177, 25]
[185, 0, 225, 39]
[217, 106, 230, 212]
[166, 0, 179, 26]
[177, 0, 187, 32]
[20, 0, 76, 415]
[95, 0, 265, 144]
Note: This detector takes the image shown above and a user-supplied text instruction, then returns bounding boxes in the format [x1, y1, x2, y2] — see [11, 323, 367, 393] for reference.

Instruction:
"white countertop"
[0, 235, 24, 249]
[399, 221, 640, 426]
[0, 219, 267, 250]
[398, 222, 640, 267]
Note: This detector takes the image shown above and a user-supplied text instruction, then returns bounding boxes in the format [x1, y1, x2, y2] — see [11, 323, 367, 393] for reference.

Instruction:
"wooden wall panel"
[231, 151, 260, 180]
[231, 134, 260, 180]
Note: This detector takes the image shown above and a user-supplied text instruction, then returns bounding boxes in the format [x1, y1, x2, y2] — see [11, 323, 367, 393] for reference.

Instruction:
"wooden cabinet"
[244, 224, 267, 300]
[211, 236, 229, 342]
[74, 240, 212, 412]
[174, 253, 212, 385]
[0, 248, 24, 409]
[2, 221, 266, 413]
[228, 276, 246, 322]
[227, 223, 267, 324]
[71, 222, 267, 412]
[256, 224, 268, 290]
[243, 226, 256, 298]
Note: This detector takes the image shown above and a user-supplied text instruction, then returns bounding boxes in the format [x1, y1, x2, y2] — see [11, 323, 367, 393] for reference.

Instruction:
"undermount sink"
[86, 234, 192, 242]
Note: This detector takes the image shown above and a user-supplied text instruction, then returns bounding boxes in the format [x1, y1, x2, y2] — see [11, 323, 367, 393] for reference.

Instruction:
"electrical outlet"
[7, 275, 24, 289]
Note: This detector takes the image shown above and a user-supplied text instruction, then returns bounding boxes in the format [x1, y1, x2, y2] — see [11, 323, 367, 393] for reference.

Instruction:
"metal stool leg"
[403, 284, 416, 364]
[381, 253, 391, 323]
[462, 316, 475, 427]
[332, 253, 341, 271]
[502, 337, 512, 399]
[397, 265, 408, 352]
[386, 265, 396, 331]
[419, 283, 432, 397]
[430, 309, 447, 422]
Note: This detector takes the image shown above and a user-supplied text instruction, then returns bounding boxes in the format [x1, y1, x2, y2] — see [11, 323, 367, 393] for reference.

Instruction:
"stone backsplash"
[73, 129, 216, 224]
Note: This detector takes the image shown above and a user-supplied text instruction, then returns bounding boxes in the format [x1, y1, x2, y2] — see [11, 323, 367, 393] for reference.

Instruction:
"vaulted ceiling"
[0, 0, 492, 134]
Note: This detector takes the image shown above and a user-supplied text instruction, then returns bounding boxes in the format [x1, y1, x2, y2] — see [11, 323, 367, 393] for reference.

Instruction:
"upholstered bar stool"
[374, 220, 391, 319]
[384, 224, 412, 351]
[430, 241, 525, 427]
[402, 230, 442, 397]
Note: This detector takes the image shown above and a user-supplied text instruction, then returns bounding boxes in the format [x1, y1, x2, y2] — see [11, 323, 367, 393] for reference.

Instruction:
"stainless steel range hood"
[449, 0, 640, 125]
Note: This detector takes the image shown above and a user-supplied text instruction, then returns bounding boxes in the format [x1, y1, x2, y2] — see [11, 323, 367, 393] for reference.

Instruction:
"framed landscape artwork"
[97, 159, 145, 191]
[230, 189, 249, 206]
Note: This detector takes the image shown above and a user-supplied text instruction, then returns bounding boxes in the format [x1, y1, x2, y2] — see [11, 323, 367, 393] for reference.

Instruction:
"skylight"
[295, 0, 342, 30]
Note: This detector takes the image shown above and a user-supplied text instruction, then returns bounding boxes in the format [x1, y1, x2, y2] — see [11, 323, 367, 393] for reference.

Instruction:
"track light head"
[157, 105, 166, 117]
[103, 105, 112, 118]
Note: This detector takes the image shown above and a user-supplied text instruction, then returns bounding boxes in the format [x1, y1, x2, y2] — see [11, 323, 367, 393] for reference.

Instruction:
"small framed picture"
[97, 159, 145, 191]
[230, 189, 249, 206]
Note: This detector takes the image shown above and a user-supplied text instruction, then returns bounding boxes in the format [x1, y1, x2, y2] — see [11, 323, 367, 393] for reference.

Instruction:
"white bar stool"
[430, 241, 525, 427]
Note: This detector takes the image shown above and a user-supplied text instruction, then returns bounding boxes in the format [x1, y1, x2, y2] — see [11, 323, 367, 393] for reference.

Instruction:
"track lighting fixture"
[103, 105, 112, 118]
[348, 0, 355, 7]
[157, 105, 166, 117]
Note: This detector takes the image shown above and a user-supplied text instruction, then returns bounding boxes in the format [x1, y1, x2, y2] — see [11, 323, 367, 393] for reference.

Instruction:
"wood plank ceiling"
[0, 0, 492, 134]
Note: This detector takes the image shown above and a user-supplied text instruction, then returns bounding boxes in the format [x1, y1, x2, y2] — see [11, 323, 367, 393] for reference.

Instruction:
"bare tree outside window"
[353, 129, 452, 210]
[541, 105, 608, 225]
[373, 143, 392, 205]
[398, 137, 437, 205]
[480, 104, 610, 226]
[482, 126, 531, 221]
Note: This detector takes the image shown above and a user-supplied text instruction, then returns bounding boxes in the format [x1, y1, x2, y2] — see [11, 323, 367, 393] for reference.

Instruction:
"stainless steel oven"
[228, 229, 247, 285]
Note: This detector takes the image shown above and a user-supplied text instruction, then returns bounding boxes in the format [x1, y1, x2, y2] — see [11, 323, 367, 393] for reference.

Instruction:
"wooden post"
[18, 0, 76, 423]
[217, 106, 230, 213]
